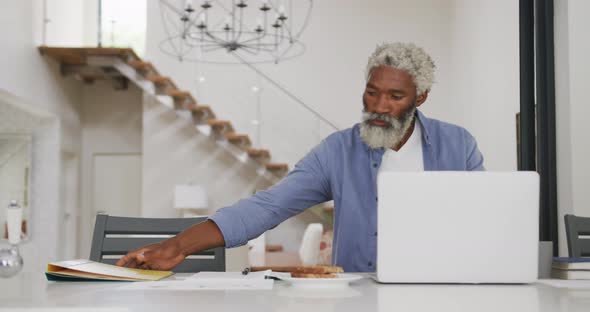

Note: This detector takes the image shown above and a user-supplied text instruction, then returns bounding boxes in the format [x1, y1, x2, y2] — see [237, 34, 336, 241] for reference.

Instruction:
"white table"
[1, 273, 590, 312]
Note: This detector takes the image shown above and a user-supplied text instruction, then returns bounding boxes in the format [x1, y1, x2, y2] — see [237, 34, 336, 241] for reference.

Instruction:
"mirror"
[0, 134, 31, 242]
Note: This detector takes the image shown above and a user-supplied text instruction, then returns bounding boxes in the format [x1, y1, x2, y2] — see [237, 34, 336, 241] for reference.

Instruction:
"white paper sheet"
[118, 271, 274, 290]
[188, 271, 271, 280]
[189, 270, 291, 281]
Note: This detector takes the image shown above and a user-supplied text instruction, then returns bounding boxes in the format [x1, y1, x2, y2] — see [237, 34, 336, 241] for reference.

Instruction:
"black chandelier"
[159, 0, 313, 64]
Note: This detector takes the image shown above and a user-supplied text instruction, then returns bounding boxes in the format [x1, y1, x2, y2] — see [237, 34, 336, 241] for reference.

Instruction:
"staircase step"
[167, 89, 192, 99]
[247, 149, 271, 164]
[187, 104, 215, 123]
[167, 90, 197, 109]
[145, 74, 169, 84]
[146, 74, 177, 92]
[266, 163, 289, 176]
[208, 120, 234, 135]
[265, 245, 284, 252]
[83, 47, 139, 61]
[39, 46, 139, 65]
[128, 60, 157, 75]
[225, 133, 252, 149]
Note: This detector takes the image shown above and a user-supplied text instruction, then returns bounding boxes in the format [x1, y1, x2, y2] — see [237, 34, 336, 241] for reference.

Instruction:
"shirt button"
[375, 196, 378, 201]
[368, 261, 373, 267]
[374, 232, 378, 236]
[373, 163, 378, 168]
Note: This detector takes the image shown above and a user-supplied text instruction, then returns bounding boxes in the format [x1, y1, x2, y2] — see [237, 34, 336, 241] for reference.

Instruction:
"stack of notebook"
[46, 259, 173, 282]
[551, 257, 590, 280]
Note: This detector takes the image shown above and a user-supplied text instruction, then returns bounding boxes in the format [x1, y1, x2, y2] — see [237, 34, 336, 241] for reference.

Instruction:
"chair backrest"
[564, 214, 590, 257]
[89, 214, 225, 272]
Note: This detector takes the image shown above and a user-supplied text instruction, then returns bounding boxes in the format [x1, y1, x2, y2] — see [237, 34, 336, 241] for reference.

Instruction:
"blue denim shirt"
[210, 110, 485, 272]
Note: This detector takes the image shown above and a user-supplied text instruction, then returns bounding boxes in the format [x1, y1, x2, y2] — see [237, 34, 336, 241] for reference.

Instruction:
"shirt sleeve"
[464, 129, 485, 171]
[208, 141, 332, 248]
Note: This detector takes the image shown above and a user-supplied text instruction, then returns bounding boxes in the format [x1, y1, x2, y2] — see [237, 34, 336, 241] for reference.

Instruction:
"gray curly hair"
[365, 42, 436, 96]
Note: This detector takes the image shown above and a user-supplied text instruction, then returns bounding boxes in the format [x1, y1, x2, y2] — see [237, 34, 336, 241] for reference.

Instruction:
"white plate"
[279, 273, 364, 288]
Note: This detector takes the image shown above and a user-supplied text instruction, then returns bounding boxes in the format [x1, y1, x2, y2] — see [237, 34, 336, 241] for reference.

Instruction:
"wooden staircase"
[247, 149, 271, 164]
[38, 46, 289, 180]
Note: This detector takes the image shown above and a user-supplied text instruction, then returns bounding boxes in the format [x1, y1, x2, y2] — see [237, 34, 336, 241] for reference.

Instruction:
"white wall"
[0, 0, 83, 272]
[448, 0, 519, 171]
[36, 0, 98, 46]
[44, 0, 85, 46]
[555, 0, 590, 256]
[142, 95, 269, 218]
[83, 0, 99, 46]
[145, 0, 518, 170]
[1, 1, 83, 152]
[78, 82, 143, 258]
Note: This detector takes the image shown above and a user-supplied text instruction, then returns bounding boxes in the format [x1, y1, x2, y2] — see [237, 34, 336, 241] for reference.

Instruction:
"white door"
[92, 154, 142, 218]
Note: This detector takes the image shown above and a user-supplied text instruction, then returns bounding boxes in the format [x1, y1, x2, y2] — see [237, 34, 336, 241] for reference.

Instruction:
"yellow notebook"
[46, 259, 173, 282]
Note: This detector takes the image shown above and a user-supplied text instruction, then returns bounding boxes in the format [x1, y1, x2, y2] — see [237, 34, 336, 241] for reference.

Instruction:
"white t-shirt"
[378, 124, 424, 173]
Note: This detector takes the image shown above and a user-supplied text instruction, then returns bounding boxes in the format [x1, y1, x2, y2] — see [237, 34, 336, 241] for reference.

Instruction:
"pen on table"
[242, 267, 282, 280]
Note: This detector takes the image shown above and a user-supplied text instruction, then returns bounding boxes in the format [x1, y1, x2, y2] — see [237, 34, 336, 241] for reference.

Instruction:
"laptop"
[376, 171, 539, 284]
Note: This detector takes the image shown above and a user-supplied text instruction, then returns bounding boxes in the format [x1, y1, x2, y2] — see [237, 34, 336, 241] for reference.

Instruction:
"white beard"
[359, 106, 416, 149]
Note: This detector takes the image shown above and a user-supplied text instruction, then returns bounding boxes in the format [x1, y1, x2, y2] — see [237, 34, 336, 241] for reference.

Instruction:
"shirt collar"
[415, 109, 432, 146]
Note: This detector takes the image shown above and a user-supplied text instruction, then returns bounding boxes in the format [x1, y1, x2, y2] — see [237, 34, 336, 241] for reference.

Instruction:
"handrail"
[230, 51, 340, 131]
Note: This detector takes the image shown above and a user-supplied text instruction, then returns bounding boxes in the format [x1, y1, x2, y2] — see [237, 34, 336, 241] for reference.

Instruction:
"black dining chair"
[564, 214, 590, 258]
[89, 214, 225, 272]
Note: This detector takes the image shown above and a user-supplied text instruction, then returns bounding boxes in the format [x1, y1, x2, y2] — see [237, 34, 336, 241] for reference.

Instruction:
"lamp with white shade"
[174, 185, 209, 218]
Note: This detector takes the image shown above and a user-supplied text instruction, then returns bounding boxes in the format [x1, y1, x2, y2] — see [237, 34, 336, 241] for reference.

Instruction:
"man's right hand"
[116, 238, 186, 271]
[115, 220, 225, 271]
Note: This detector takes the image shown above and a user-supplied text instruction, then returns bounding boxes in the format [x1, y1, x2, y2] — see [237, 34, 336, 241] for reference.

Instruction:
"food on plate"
[290, 272, 338, 278]
[250, 265, 344, 274]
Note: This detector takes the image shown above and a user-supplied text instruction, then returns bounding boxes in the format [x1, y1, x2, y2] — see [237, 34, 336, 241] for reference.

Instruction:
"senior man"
[117, 42, 485, 272]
